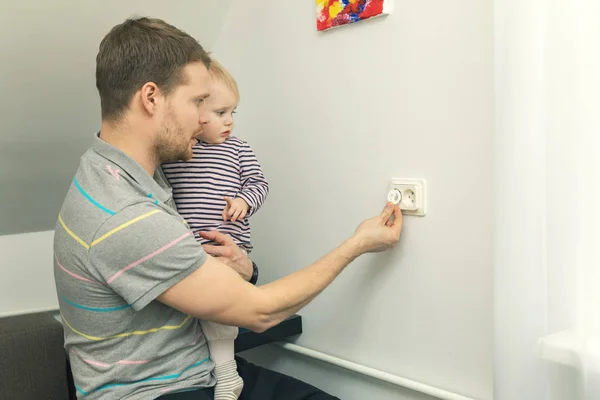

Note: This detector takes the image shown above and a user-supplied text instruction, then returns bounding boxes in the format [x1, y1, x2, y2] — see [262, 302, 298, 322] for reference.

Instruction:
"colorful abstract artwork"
[316, 0, 392, 31]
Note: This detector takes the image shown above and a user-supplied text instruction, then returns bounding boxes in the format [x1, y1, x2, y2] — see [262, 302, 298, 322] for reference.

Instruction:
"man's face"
[154, 62, 211, 163]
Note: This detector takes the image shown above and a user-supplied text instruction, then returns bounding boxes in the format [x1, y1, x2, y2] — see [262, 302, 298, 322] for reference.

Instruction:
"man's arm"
[158, 203, 402, 333]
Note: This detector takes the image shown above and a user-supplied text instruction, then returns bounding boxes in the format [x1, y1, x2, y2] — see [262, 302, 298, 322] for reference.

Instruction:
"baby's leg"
[200, 320, 243, 400]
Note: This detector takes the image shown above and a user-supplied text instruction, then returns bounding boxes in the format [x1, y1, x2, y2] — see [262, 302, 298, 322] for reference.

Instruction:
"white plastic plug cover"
[387, 188, 402, 205]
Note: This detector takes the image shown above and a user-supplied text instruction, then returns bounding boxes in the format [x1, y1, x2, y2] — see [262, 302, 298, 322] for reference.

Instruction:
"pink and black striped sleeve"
[236, 141, 269, 217]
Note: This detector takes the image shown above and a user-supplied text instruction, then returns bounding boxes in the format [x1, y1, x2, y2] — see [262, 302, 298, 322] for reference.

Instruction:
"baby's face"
[196, 80, 238, 144]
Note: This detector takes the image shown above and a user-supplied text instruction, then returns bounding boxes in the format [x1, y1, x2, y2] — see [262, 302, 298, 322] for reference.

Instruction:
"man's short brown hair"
[96, 17, 211, 121]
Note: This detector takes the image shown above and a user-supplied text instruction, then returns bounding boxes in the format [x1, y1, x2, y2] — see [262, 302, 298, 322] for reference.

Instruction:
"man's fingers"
[197, 230, 235, 246]
[196, 230, 216, 241]
[385, 206, 403, 239]
[380, 202, 395, 223]
[391, 205, 403, 229]
[380, 204, 402, 229]
[201, 244, 231, 258]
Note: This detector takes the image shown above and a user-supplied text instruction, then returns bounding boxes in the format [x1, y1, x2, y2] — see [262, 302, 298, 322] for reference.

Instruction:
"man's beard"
[153, 120, 199, 164]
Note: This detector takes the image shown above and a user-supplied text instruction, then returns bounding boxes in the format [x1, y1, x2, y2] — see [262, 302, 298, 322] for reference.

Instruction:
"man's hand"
[351, 202, 403, 254]
[222, 197, 249, 222]
[198, 230, 253, 281]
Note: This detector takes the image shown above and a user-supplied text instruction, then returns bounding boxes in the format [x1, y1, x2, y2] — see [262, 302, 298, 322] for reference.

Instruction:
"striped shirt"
[162, 137, 269, 253]
[54, 134, 214, 399]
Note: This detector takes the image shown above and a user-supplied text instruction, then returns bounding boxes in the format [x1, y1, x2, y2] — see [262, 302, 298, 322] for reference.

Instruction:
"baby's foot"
[213, 359, 244, 400]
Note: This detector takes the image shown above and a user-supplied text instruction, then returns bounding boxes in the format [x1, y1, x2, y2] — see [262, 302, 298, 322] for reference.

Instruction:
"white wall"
[214, 1, 493, 399]
[0, 0, 232, 314]
[495, 1, 600, 399]
[0, 231, 57, 317]
[493, 1, 548, 398]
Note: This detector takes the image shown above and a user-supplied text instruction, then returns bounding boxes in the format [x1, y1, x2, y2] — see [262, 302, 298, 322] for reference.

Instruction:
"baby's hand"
[222, 197, 249, 222]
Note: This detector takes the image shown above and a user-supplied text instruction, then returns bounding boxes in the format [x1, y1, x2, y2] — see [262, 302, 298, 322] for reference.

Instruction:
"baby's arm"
[235, 142, 269, 218]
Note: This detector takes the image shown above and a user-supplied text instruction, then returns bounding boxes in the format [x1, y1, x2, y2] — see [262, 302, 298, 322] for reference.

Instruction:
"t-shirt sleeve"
[88, 202, 207, 311]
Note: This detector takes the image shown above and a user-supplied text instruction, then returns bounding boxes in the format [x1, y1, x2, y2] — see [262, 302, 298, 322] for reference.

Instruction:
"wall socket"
[387, 178, 427, 216]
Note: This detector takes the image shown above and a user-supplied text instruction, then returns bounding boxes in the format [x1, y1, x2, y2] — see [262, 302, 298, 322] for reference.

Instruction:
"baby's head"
[196, 57, 240, 144]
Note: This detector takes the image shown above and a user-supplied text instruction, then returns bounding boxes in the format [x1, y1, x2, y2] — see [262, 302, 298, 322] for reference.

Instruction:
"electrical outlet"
[387, 178, 426, 216]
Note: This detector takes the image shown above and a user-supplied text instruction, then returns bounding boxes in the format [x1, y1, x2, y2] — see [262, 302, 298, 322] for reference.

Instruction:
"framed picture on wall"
[316, 0, 392, 31]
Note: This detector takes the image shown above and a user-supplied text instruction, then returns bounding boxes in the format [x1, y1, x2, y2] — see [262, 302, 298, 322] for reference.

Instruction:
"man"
[53, 17, 403, 400]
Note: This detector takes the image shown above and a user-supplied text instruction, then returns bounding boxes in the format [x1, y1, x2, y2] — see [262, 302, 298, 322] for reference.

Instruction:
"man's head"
[96, 17, 212, 162]
[196, 58, 240, 145]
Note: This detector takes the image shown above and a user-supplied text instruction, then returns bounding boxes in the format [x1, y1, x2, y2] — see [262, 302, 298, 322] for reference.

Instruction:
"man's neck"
[99, 120, 158, 176]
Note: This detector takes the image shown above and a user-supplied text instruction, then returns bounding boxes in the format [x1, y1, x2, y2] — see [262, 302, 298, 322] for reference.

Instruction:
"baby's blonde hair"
[208, 57, 240, 101]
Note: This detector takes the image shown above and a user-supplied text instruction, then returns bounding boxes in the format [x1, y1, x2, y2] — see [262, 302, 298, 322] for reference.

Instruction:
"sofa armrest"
[0, 311, 70, 400]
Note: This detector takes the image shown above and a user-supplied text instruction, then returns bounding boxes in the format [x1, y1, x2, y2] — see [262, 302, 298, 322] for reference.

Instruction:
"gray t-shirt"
[54, 134, 215, 399]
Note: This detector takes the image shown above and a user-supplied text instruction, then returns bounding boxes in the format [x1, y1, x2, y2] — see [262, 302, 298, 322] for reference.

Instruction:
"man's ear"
[140, 82, 162, 116]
